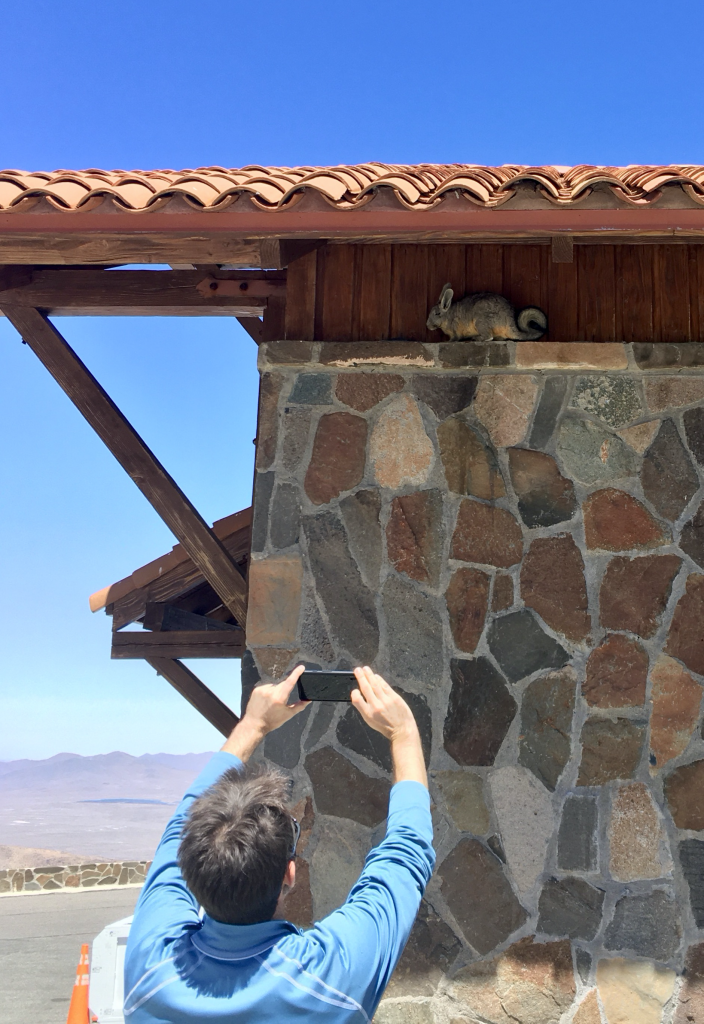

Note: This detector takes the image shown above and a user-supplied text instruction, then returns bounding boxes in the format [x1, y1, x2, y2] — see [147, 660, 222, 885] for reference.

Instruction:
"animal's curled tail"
[516, 307, 547, 340]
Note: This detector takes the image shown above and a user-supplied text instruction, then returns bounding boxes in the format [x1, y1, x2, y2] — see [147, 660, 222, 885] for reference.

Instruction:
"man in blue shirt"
[124, 664, 435, 1021]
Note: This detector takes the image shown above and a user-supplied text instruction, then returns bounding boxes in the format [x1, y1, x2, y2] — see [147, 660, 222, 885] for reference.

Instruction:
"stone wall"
[0, 860, 151, 894]
[246, 339, 704, 1024]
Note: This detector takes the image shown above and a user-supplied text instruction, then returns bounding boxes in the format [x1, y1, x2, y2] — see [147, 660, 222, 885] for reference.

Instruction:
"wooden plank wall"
[285, 244, 704, 344]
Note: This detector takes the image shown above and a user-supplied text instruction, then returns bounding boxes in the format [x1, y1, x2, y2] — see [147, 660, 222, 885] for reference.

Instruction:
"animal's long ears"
[439, 283, 453, 312]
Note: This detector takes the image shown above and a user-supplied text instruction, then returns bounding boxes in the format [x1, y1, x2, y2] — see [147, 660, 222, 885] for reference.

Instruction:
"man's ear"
[283, 860, 296, 891]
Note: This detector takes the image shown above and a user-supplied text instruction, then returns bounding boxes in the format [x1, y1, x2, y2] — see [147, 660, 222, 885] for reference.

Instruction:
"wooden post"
[146, 658, 239, 736]
[1, 305, 248, 624]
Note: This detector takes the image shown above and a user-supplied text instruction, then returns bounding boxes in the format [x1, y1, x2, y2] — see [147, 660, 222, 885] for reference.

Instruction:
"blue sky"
[1, 0, 703, 759]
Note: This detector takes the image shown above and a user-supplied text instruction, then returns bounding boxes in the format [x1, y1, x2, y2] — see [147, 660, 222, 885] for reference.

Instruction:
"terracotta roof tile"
[3, 163, 704, 214]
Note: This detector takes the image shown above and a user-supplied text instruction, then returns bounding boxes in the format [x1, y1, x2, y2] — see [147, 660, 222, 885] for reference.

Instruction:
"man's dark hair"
[178, 765, 294, 925]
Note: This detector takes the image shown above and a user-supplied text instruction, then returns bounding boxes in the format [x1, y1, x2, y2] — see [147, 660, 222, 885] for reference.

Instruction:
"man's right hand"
[351, 667, 427, 788]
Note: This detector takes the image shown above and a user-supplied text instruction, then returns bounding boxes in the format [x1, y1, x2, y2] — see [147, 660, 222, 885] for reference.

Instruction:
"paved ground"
[0, 887, 140, 1024]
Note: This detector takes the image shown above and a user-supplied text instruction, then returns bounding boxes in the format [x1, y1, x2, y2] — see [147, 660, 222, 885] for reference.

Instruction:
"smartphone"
[296, 670, 357, 702]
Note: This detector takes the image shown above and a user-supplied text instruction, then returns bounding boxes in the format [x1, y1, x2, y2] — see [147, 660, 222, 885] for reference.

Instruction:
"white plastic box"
[89, 916, 133, 1023]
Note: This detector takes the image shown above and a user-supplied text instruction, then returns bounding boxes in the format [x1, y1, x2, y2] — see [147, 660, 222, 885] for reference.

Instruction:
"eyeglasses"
[290, 816, 301, 860]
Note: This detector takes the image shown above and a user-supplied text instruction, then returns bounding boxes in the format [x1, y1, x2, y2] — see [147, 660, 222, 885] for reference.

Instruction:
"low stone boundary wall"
[0, 860, 151, 894]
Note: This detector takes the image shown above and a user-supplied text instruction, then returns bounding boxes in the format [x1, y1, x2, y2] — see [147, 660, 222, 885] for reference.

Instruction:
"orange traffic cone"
[66, 943, 90, 1024]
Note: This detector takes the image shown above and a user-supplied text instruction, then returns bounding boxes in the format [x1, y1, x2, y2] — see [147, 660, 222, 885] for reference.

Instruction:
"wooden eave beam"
[146, 658, 239, 736]
[0, 268, 285, 317]
[1, 306, 248, 625]
[113, 630, 245, 659]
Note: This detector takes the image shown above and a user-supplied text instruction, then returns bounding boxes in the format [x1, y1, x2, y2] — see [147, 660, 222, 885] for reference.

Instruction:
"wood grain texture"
[466, 244, 504, 293]
[284, 249, 317, 339]
[616, 246, 652, 342]
[1, 306, 248, 624]
[654, 243, 690, 343]
[503, 245, 546, 315]
[317, 244, 356, 341]
[546, 258, 578, 342]
[390, 245, 428, 340]
[578, 246, 615, 341]
[146, 657, 240, 736]
[113, 630, 244, 659]
[354, 244, 392, 340]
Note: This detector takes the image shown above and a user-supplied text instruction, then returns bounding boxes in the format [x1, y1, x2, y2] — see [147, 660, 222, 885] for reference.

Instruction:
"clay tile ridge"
[2, 163, 704, 213]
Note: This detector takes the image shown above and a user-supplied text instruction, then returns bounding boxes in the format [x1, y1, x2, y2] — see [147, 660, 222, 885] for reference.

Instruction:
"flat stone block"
[264, 706, 310, 769]
[577, 717, 646, 786]
[558, 794, 598, 871]
[487, 609, 569, 684]
[451, 937, 575, 1024]
[433, 770, 490, 834]
[684, 406, 704, 464]
[450, 499, 523, 568]
[680, 500, 704, 570]
[387, 490, 444, 586]
[519, 667, 576, 790]
[650, 654, 703, 772]
[641, 418, 699, 522]
[319, 342, 433, 367]
[634, 342, 704, 369]
[674, 942, 704, 1024]
[369, 395, 434, 490]
[437, 417, 505, 498]
[604, 889, 682, 961]
[304, 411, 368, 505]
[281, 406, 312, 471]
[256, 371, 283, 471]
[446, 567, 490, 654]
[609, 782, 672, 882]
[537, 876, 604, 940]
[679, 839, 704, 928]
[583, 488, 669, 551]
[491, 573, 514, 611]
[572, 990, 601, 1024]
[443, 657, 517, 766]
[247, 556, 303, 645]
[383, 575, 443, 686]
[583, 634, 648, 709]
[599, 553, 681, 639]
[596, 957, 676, 1024]
[303, 513, 379, 664]
[529, 375, 568, 449]
[411, 374, 477, 419]
[438, 340, 510, 367]
[618, 419, 660, 454]
[288, 372, 332, 404]
[262, 340, 315, 364]
[508, 448, 577, 528]
[664, 759, 704, 830]
[269, 482, 301, 549]
[520, 535, 590, 642]
[473, 374, 539, 448]
[339, 489, 382, 588]
[644, 377, 704, 412]
[305, 747, 389, 827]
[489, 765, 554, 898]
[516, 342, 628, 370]
[438, 837, 527, 955]
[572, 374, 642, 428]
[557, 416, 640, 486]
[335, 372, 404, 411]
[665, 573, 704, 676]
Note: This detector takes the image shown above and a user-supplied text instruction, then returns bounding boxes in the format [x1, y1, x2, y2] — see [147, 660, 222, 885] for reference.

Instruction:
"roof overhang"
[3, 164, 704, 264]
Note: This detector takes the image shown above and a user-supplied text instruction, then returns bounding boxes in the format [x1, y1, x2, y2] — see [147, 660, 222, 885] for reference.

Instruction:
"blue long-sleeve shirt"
[124, 751, 435, 1022]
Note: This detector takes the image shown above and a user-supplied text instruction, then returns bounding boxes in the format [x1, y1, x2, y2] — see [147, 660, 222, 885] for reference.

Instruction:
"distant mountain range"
[0, 751, 216, 863]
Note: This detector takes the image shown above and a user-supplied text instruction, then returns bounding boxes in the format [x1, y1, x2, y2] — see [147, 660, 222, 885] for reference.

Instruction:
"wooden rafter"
[0, 268, 284, 317]
[146, 658, 239, 736]
[1, 306, 248, 624]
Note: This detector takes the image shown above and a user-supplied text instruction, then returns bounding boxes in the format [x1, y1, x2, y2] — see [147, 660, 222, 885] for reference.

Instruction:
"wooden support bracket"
[146, 657, 239, 736]
[259, 239, 325, 270]
[1, 305, 248, 624]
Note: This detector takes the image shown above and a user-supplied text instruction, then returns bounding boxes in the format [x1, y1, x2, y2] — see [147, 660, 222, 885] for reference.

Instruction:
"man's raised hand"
[221, 665, 309, 762]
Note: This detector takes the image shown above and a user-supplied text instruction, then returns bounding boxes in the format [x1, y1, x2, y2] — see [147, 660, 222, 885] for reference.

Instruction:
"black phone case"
[296, 671, 356, 702]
